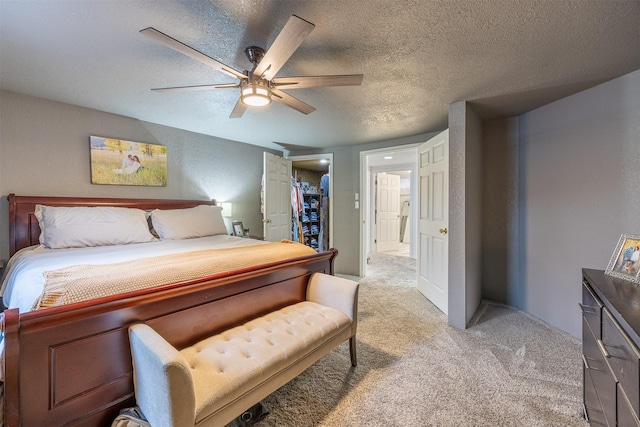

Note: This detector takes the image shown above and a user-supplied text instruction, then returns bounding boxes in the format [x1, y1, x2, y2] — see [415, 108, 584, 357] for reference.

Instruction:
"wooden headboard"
[7, 193, 216, 256]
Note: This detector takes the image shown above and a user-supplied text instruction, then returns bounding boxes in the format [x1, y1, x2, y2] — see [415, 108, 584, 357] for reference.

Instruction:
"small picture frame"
[605, 233, 640, 283]
[232, 221, 247, 238]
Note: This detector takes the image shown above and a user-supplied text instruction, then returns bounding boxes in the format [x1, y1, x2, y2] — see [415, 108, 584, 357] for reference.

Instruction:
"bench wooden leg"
[349, 336, 357, 367]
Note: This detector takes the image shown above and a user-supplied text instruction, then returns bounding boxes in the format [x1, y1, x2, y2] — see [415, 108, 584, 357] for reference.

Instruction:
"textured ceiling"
[1, 0, 639, 151]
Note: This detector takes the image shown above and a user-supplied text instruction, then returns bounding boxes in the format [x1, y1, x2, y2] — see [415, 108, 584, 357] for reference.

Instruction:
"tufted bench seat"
[128, 273, 358, 427]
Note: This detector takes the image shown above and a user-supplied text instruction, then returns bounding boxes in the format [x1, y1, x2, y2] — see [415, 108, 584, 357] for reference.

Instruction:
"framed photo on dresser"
[605, 233, 640, 283]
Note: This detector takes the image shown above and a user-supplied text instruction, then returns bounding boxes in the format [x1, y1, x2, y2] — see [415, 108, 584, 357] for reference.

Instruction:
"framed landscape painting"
[90, 136, 167, 186]
[605, 233, 640, 283]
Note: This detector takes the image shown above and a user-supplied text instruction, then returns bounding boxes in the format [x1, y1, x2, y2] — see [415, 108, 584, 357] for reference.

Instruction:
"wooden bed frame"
[1, 194, 337, 426]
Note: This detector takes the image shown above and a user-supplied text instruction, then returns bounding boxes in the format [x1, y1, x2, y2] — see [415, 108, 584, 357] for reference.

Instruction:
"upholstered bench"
[128, 273, 358, 427]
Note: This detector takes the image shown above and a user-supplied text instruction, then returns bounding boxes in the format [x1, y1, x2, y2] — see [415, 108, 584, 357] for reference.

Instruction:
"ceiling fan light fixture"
[142, 16, 363, 118]
[241, 78, 271, 107]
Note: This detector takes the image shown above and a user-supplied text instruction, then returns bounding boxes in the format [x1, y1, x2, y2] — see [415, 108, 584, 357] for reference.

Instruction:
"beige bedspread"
[34, 240, 317, 309]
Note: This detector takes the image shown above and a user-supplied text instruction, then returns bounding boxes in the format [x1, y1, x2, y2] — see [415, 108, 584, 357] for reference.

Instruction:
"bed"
[0, 194, 337, 426]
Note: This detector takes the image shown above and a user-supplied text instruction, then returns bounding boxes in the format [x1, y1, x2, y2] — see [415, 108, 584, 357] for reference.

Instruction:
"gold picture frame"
[605, 233, 640, 283]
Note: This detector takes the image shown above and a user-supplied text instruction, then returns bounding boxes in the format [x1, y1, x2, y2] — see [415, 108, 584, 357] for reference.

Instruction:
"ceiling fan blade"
[151, 83, 239, 93]
[272, 74, 364, 89]
[140, 27, 246, 81]
[229, 97, 248, 118]
[254, 15, 315, 81]
[271, 88, 316, 115]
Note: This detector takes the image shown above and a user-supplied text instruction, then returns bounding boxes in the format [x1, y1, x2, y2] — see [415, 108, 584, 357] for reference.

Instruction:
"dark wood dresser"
[582, 269, 640, 426]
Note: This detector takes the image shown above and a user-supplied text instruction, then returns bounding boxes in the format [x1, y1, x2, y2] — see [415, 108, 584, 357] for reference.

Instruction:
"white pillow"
[150, 205, 227, 239]
[35, 205, 156, 249]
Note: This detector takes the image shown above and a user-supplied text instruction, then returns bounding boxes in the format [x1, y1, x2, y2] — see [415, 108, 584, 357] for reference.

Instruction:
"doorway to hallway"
[361, 146, 417, 281]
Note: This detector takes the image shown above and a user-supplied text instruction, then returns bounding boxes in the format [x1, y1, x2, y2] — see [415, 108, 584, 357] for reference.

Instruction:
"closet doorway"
[288, 154, 333, 251]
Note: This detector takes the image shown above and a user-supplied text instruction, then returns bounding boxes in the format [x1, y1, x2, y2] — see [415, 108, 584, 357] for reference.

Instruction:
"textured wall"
[481, 118, 520, 304]
[0, 90, 275, 260]
[516, 69, 640, 337]
[480, 69, 640, 337]
[449, 102, 483, 329]
[464, 105, 483, 324]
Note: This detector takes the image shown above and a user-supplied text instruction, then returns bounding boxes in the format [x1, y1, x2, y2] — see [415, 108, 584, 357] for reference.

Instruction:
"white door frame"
[286, 153, 334, 250]
[360, 145, 418, 277]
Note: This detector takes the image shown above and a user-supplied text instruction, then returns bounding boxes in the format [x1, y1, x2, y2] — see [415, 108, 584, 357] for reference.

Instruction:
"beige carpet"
[257, 252, 587, 426]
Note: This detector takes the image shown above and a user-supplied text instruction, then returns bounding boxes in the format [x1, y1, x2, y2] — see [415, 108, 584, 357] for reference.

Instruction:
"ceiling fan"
[140, 15, 364, 118]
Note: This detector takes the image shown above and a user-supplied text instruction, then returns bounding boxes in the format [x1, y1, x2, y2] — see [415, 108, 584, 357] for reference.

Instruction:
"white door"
[375, 173, 401, 252]
[417, 130, 449, 314]
[263, 152, 292, 242]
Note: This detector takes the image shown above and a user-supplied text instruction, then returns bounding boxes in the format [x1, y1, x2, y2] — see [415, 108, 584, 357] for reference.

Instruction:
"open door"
[375, 173, 401, 252]
[263, 152, 292, 242]
[417, 130, 449, 314]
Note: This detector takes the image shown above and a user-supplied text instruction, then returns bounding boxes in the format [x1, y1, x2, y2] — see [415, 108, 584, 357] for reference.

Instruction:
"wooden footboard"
[2, 248, 337, 426]
[2, 193, 337, 426]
